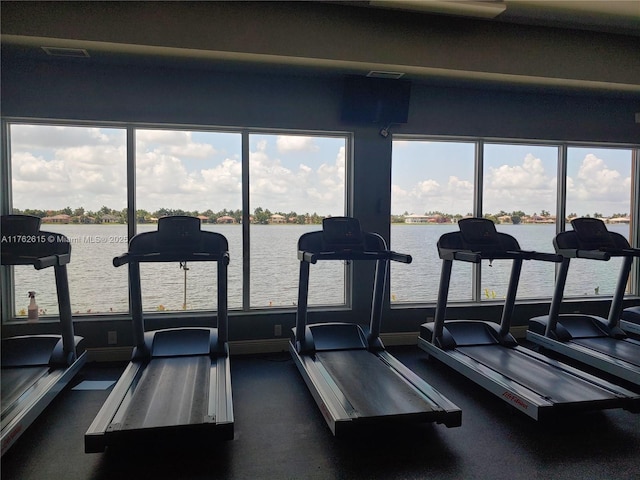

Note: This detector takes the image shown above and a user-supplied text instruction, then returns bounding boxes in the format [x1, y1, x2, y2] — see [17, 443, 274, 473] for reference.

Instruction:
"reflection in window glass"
[565, 147, 634, 297]
[134, 129, 243, 312]
[483, 143, 558, 300]
[248, 134, 346, 308]
[391, 140, 475, 303]
[9, 124, 127, 316]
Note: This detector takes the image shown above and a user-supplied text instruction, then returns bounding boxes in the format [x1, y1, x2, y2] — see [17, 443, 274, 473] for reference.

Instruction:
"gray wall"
[2, 7, 639, 349]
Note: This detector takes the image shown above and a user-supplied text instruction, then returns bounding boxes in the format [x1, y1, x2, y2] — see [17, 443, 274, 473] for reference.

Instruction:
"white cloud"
[11, 126, 346, 216]
[276, 136, 319, 153]
[567, 153, 631, 215]
[483, 154, 555, 213]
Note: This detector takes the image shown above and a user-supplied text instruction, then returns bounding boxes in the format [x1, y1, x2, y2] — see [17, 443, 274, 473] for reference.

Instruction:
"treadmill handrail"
[446, 249, 560, 263]
[298, 249, 411, 264]
[114, 251, 230, 266]
[558, 248, 611, 262]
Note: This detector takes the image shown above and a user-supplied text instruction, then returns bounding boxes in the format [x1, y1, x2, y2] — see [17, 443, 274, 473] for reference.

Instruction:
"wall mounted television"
[340, 75, 411, 124]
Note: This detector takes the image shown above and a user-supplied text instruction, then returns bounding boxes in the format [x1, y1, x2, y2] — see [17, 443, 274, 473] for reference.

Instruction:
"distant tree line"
[14, 206, 629, 225]
[390, 210, 629, 224]
[13, 206, 328, 224]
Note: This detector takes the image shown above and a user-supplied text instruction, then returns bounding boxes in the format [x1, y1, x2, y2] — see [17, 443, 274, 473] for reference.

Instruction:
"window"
[564, 146, 634, 297]
[248, 134, 346, 308]
[482, 143, 558, 300]
[8, 124, 127, 316]
[391, 137, 638, 306]
[135, 129, 243, 312]
[4, 123, 348, 320]
[391, 140, 475, 303]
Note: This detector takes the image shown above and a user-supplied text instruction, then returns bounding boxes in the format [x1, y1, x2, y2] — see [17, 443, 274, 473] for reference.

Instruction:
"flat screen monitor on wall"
[340, 75, 411, 125]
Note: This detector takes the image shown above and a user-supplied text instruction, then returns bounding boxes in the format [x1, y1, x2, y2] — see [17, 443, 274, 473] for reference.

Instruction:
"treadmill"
[1, 215, 86, 456]
[85, 216, 233, 452]
[290, 217, 461, 436]
[418, 218, 640, 421]
[620, 306, 640, 336]
[527, 217, 640, 386]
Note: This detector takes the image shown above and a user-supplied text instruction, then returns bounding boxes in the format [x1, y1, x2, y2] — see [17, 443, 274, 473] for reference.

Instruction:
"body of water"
[8, 223, 631, 316]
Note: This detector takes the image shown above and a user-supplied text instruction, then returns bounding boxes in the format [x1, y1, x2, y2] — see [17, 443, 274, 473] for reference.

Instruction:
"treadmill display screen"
[322, 217, 364, 249]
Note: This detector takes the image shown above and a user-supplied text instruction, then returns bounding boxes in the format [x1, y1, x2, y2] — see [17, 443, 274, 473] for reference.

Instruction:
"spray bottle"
[27, 291, 39, 322]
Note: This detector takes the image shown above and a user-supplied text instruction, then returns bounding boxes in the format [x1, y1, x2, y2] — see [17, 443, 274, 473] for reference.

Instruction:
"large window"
[8, 124, 128, 316]
[248, 134, 346, 308]
[3, 122, 348, 320]
[482, 143, 558, 300]
[564, 147, 634, 297]
[135, 129, 243, 312]
[391, 137, 638, 305]
[391, 140, 475, 303]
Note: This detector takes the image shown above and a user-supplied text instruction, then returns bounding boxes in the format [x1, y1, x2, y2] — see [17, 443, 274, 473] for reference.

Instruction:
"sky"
[392, 140, 633, 218]
[10, 125, 345, 216]
[9, 124, 634, 218]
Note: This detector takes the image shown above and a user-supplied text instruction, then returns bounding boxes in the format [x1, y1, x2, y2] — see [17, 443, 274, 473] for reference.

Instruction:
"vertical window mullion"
[242, 130, 250, 312]
[472, 140, 484, 302]
[631, 148, 640, 294]
[126, 127, 136, 315]
[556, 144, 568, 236]
[1, 120, 14, 321]
[127, 127, 136, 240]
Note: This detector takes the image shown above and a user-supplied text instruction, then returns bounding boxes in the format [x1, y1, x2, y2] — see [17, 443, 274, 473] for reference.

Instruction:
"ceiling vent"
[367, 71, 405, 79]
[41, 46, 90, 58]
[369, 1, 507, 19]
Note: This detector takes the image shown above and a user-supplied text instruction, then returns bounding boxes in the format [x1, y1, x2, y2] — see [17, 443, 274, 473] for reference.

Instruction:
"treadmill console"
[158, 215, 201, 242]
[322, 217, 364, 250]
[458, 218, 501, 250]
[570, 217, 616, 250]
[1, 214, 41, 236]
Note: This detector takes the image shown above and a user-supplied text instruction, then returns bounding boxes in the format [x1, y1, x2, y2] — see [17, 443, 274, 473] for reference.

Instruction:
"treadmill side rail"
[2, 351, 86, 456]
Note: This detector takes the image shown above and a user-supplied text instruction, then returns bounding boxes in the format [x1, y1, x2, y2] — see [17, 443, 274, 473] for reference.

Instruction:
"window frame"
[1, 118, 353, 321]
[390, 134, 640, 307]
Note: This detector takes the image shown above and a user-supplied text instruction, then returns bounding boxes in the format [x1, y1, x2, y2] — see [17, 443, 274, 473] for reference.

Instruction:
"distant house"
[101, 214, 119, 223]
[405, 214, 449, 224]
[498, 215, 512, 224]
[42, 214, 71, 224]
[197, 215, 210, 223]
[216, 215, 235, 224]
[529, 215, 555, 224]
[404, 214, 429, 224]
[269, 214, 285, 224]
[607, 217, 630, 224]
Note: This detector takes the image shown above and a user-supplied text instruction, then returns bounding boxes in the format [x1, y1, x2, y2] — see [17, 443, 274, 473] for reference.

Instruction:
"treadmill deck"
[316, 350, 436, 418]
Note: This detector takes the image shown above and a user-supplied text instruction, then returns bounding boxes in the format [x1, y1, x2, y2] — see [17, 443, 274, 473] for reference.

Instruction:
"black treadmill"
[1, 215, 86, 456]
[418, 218, 640, 420]
[85, 216, 233, 452]
[528, 217, 640, 386]
[620, 306, 640, 336]
[290, 217, 461, 436]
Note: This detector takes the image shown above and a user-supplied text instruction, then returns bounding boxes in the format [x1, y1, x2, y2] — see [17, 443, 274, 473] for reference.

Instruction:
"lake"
[8, 223, 631, 316]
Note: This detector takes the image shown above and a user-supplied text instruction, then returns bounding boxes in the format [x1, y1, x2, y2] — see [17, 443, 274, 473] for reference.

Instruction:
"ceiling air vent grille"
[41, 47, 90, 58]
[366, 71, 405, 79]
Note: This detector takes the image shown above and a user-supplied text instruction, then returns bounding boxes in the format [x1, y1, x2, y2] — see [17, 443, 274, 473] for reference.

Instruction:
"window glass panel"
[565, 147, 634, 297]
[135, 129, 242, 311]
[248, 134, 346, 307]
[391, 140, 475, 303]
[482, 143, 558, 300]
[9, 124, 127, 317]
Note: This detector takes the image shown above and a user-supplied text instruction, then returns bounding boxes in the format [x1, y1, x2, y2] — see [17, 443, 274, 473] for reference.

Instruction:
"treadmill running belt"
[571, 337, 640, 368]
[458, 345, 622, 403]
[316, 350, 434, 418]
[1, 367, 49, 413]
[121, 356, 209, 430]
